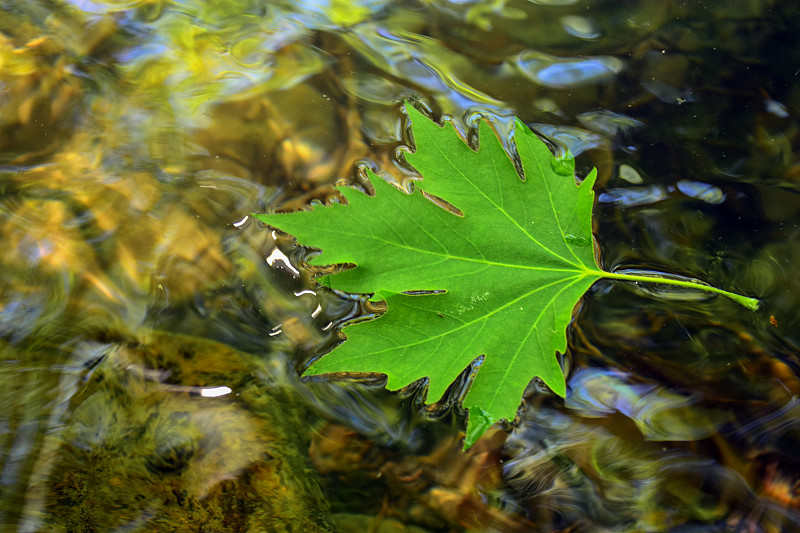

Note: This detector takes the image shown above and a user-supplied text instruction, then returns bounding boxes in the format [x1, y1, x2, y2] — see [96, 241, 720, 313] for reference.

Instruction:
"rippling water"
[2, 0, 800, 531]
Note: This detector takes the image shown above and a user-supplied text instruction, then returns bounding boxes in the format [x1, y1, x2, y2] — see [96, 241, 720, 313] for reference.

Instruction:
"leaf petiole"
[599, 270, 760, 310]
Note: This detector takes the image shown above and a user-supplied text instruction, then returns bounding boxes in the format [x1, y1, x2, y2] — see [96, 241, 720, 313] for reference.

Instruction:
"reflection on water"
[2, 0, 800, 531]
[515, 51, 624, 89]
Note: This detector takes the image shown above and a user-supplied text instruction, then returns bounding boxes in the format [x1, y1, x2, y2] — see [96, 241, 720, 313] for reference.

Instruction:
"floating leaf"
[256, 103, 758, 447]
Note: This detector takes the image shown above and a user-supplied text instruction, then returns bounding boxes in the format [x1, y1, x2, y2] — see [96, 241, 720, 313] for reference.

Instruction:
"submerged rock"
[33, 330, 337, 532]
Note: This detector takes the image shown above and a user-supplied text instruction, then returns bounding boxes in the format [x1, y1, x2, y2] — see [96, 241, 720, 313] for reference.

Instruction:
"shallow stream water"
[2, 0, 800, 531]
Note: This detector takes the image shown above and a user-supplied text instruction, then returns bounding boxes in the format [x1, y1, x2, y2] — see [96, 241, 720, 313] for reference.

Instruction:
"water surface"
[1, 0, 800, 531]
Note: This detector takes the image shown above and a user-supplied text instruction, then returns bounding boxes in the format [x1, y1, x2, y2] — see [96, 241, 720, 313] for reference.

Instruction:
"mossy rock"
[38, 330, 337, 533]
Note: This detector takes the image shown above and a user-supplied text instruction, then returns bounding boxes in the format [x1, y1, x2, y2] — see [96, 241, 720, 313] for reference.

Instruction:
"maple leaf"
[255, 103, 758, 446]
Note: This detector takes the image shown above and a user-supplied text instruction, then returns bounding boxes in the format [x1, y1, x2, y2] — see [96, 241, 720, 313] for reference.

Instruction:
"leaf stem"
[600, 271, 760, 310]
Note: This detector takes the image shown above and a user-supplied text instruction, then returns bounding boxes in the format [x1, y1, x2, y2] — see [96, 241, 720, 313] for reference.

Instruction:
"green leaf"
[255, 102, 759, 447]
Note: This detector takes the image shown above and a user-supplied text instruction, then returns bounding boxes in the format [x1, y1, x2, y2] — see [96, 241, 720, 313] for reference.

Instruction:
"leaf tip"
[464, 407, 495, 450]
[403, 98, 430, 126]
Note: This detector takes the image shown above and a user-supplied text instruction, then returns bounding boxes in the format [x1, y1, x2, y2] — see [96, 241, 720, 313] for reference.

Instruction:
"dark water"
[1, 0, 800, 531]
